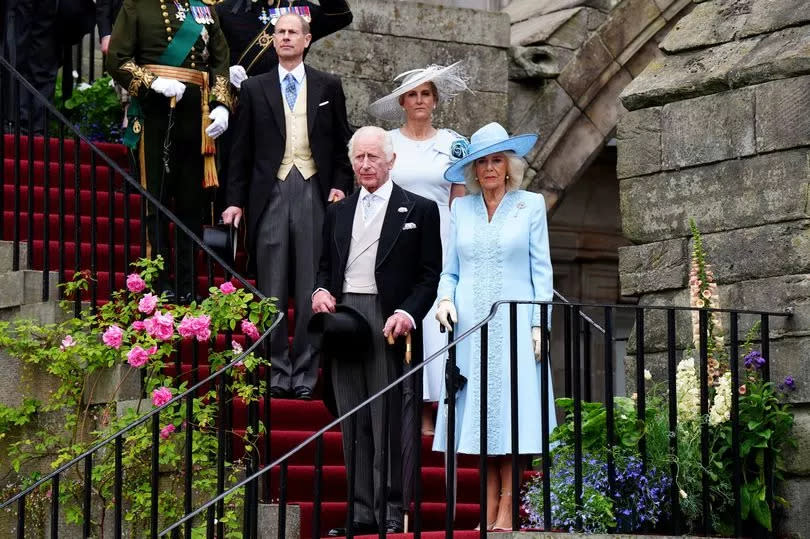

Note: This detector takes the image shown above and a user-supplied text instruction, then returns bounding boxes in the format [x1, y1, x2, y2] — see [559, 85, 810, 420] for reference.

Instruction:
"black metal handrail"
[160, 299, 791, 539]
[0, 52, 289, 538]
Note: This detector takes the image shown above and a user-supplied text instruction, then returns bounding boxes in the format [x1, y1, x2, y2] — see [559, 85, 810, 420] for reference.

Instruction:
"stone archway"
[505, 0, 692, 211]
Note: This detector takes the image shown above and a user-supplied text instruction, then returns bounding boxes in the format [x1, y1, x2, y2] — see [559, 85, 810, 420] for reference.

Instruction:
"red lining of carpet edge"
[4, 138, 484, 535]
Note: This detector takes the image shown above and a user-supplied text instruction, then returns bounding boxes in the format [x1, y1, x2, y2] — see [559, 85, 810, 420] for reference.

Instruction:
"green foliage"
[0, 256, 278, 535]
[53, 74, 123, 142]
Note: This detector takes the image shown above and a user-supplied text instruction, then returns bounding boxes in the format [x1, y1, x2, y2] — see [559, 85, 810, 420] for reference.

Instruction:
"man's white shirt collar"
[359, 179, 393, 204]
[278, 62, 306, 85]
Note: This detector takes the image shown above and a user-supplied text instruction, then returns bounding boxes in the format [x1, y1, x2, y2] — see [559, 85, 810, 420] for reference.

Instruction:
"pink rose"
[138, 293, 158, 314]
[241, 319, 260, 340]
[232, 339, 243, 354]
[60, 335, 76, 351]
[178, 314, 211, 342]
[131, 320, 146, 331]
[144, 311, 174, 341]
[159, 424, 176, 440]
[102, 325, 124, 349]
[219, 281, 237, 295]
[147, 345, 158, 356]
[152, 386, 172, 407]
[126, 346, 150, 368]
[126, 273, 146, 293]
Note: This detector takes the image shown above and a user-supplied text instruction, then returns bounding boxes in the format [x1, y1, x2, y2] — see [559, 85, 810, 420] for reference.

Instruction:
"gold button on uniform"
[166, 27, 172, 32]
[167, 36, 173, 41]
[162, 11, 168, 16]
[190, 62, 196, 68]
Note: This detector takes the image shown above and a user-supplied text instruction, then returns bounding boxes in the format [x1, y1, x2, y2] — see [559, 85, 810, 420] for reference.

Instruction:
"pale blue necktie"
[283, 73, 299, 109]
[362, 194, 378, 223]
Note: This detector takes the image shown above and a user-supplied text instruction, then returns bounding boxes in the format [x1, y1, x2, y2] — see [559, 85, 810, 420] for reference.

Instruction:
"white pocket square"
[402, 222, 417, 230]
[397, 206, 408, 213]
[318, 100, 330, 107]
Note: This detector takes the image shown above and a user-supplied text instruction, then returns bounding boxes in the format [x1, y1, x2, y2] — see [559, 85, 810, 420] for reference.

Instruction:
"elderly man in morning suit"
[313, 126, 442, 535]
[222, 12, 353, 400]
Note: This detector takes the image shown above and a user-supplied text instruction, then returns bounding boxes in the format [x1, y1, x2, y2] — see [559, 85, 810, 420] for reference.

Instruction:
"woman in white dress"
[367, 63, 469, 435]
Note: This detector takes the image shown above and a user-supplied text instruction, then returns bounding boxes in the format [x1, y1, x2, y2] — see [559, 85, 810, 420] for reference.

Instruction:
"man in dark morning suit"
[312, 126, 442, 535]
[222, 12, 353, 400]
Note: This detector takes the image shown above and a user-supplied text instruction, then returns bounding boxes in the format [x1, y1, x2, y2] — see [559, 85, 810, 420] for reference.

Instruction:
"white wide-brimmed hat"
[366, 61, 469, 121]
[444, 122, 538, 183]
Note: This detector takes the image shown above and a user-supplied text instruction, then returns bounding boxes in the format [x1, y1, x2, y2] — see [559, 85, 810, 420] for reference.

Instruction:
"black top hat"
[308, 304, 373, 363]
[203, 223, 237, 264]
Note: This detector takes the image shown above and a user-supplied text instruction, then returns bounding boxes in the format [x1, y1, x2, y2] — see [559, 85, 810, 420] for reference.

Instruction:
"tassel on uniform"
[199, 71, 218, 188]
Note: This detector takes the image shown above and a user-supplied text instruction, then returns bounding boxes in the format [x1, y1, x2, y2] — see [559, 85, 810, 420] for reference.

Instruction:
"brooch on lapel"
[514, 201, 526, 217]
[402, 222, 417, 230]
[398, 207, 408, 213]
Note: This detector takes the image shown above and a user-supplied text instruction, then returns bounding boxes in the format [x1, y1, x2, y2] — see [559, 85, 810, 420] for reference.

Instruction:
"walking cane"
[387, 333, 414, 533]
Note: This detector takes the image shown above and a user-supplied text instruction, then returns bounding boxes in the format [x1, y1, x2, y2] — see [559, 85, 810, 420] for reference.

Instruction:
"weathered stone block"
[621, 150, 810, 243]
[0, 271, 23, 308]
[504, 0, 601, 24]
[727, 24, 810, 89]
[547, 8, 606, 50]
[599, 0, 662, 58]
[624, 288, 694, 355]
[776, 477, 810, 538]
[764, 337, 810, 404]
[661, 88, 755, 168]
[618, 238, 687, 296]
[699, 220, 810, 285]
[583, 67, 631, 136]
[622, 38, 666, 77]
[508, 79, 574, 144]
[510, 8, 584, 47]
[541, 114, 605, 191]
[349, 0, 510, 48]
[557, 35, 614, 101]
[783, 405, 810, 476]
[616, 106, 662, 178]
[661, 0, 810, 53]
[620, 36, 761, 110]
[755, 75, 810, 152]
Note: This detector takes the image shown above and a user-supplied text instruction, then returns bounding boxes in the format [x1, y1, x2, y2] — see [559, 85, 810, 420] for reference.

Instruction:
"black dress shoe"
[270, 386, 292, 399]
[326, 521, 377, 536]
[385, 520, 404, 533]
[294, 386, 313, 400]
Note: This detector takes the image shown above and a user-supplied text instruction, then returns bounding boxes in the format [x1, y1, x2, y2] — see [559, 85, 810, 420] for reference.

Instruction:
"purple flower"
[779, 376, 796, 392]
[744, 350, 766, 370]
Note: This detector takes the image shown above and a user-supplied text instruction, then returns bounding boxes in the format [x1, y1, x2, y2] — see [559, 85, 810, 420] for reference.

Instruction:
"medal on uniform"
[268, 6, 312, 25]
[174, 1, 187, 21]
[258, 7, 270, 24]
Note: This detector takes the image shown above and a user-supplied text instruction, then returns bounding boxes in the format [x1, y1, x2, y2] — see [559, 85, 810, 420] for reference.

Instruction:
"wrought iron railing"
[158, 300, 791, 538]
[0, 53, 287, 537]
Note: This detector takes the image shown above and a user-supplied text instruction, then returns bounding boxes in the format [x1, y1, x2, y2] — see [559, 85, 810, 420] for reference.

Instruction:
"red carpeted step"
[3, 158, 127, 191]
[28, 240, 143, 273]
[2, 134, 130, 169]
[2, 211, 143, 244]
[3, 184, 142, 218]
[263, 465, 480, 505]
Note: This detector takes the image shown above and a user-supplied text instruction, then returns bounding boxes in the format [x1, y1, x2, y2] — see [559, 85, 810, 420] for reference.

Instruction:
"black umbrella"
[397, 333, 420, 531]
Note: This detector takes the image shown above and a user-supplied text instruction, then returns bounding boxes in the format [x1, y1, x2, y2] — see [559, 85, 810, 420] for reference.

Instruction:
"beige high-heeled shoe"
[492, 491, 514, 531]
[474, 522, 495, 531]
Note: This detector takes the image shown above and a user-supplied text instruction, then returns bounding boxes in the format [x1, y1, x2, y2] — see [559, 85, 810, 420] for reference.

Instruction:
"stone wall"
[304, 0, 510, 135]
[617, 0, 810, 536]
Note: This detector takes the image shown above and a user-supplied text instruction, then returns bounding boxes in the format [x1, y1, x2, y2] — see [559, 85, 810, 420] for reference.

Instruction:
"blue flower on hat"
[449, 138, 469, 161]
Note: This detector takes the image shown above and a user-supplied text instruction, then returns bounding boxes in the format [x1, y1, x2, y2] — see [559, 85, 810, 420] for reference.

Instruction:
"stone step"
[0, 268, 59, 309]
[0, 241, 28, 272]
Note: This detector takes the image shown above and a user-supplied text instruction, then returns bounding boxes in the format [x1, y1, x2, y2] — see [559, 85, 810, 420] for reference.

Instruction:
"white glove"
[229, 65, 248, 89]
[150, 77, 186, 101]
[435, 299, 457, 332]
[205, 106, 229, 139]
[532, 326, 544, 362]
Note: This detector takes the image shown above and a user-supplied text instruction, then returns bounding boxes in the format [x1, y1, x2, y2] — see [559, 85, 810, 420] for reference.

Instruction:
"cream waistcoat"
[277, 78, 317, 180]
[342, 197, 389, 294]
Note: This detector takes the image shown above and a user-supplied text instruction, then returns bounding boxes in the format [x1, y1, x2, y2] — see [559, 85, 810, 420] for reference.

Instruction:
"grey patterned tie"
[284, 73, 298, 109]
[362, 194, 377, 223]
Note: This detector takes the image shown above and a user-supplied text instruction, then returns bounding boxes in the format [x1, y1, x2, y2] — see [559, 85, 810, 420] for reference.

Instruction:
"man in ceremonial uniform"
[106, 0, 234, 301]
[222, 13, 353, 400]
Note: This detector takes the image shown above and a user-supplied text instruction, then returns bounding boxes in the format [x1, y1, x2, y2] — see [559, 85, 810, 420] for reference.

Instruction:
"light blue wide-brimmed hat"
[444, 122, 538, 183]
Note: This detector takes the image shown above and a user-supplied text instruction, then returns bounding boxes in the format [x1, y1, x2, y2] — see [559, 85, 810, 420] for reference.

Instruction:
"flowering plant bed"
[522, 220, 797, 534]
[0, 257, 276, 535]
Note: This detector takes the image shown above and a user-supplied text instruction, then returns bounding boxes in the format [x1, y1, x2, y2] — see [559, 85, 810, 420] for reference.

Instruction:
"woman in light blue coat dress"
[432, 122, 556, 531]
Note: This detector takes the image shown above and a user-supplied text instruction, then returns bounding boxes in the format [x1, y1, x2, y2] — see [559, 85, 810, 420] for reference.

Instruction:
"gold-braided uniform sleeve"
[207, 6, 234, 111]
[105, 0, 157, 97]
